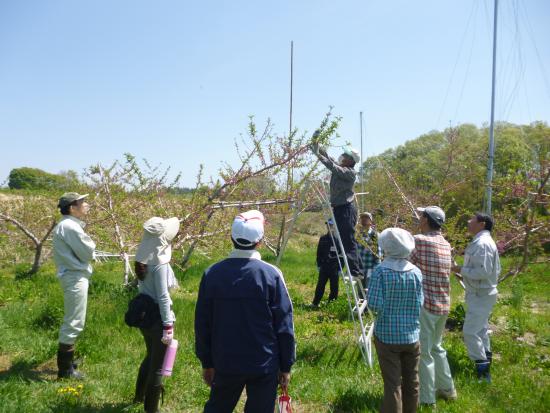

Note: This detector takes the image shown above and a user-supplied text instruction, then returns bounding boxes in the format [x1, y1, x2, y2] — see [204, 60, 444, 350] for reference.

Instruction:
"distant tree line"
[359, 121, 549, 277]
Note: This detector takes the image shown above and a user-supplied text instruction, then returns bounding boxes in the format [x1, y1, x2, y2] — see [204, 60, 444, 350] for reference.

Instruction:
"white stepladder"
[313, 182, 375, 367]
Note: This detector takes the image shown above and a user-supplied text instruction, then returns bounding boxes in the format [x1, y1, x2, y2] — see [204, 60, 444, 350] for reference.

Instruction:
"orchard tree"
[175, 111, 340, 266]
[84, 154, 182, 283]
[0, 194, 57, 274]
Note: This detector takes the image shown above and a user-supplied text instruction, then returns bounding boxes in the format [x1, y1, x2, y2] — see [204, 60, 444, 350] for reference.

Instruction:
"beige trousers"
[59, 272, 89, 345]
[419, 308, 455, 404]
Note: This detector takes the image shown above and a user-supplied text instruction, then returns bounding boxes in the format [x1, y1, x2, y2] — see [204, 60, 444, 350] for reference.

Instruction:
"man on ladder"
[311, 140, 364, 280]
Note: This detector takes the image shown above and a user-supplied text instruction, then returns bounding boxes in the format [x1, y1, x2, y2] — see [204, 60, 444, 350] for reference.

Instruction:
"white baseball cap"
[231, 210, 265, 247]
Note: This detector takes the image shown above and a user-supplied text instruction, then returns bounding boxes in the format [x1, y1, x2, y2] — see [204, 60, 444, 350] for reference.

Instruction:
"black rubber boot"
[475, 359, 491, 383]
[144, 384, 163, 413]
[57, 344, 85, 380]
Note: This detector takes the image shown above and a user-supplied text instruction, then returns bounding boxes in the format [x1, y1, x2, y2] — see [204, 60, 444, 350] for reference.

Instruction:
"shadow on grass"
[297, 341, 364, 368]
[331, 388, 381, 413]
[14, 265, 35, 280]
[0, 359, 56, 383]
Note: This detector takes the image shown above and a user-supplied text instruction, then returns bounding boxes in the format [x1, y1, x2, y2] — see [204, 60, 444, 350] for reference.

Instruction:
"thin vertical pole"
[286, 40, 294, 191]
[360, 111, 364, 212]
[277, 41, 294, 257]
[485, 0, 498, 215]
[289, 40, 293, 137]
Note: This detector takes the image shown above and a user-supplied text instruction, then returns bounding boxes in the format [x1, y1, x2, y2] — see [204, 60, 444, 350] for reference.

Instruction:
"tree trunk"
[30, 244, 43, 274]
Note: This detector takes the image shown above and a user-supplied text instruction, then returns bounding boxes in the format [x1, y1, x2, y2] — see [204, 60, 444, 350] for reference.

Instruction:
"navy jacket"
[316, 233, 339, 270]
[195, 249, 296, 374]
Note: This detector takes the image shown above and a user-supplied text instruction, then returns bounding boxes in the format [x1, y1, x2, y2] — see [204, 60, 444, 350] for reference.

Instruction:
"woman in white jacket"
[133, 217, 180, 413]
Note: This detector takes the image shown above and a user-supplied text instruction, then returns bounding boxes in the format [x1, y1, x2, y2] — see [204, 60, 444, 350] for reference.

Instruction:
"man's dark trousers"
[204, 372, 279, 413]
[313, 265, 339, 305]
[332, 202, 363, 277]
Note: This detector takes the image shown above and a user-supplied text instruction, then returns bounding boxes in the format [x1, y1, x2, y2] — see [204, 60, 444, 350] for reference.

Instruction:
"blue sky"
[1, 0, 549, 187]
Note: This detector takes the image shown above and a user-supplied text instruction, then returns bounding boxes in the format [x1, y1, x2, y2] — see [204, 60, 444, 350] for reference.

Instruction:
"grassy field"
[0, 239, 549, 412]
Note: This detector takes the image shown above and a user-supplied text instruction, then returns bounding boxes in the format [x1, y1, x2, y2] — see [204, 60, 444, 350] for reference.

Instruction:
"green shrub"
[8, 167, 78, 190]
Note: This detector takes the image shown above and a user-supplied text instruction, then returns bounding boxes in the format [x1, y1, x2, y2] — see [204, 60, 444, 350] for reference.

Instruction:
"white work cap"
[379, 227, 415, 259]
[343, 146, 360, 163]
[231, 210, 265, 247]
[135, 217, 180, 265]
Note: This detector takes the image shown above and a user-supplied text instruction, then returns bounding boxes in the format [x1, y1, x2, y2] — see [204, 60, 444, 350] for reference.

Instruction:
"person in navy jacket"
[195, 210, 296, 413]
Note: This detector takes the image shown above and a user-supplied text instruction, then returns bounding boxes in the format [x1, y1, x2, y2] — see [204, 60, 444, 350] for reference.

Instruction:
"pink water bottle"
[161, 339, 178, 376]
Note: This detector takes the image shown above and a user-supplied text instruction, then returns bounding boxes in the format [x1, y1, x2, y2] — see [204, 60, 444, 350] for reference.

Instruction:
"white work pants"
[463, 291, 497, 361]
[419, 308, 455, 404]
[59, 272, 89, 345]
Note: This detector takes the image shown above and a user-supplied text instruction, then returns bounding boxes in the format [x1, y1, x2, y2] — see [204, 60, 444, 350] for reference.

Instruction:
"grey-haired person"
[357, 211, 382, 288]
[52, 192, 96, 379]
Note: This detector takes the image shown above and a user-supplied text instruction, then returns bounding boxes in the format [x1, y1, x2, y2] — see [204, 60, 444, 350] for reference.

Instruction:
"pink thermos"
[161, 339, 178, 377]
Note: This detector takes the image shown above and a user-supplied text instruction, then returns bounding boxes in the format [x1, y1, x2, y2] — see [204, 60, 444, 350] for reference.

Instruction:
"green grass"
[0, 249, 549, 412]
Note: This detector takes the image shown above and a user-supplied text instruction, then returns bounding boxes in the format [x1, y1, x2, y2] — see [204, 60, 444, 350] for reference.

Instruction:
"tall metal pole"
[277, 41, 294, 257]
[286, 41, 294, 192]
[360, 111, 364, 211]
[485, 0, 498, 214]
[289, 40, 293, 138]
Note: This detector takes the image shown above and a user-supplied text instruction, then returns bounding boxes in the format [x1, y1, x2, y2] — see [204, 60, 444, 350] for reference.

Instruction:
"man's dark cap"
[58, 192, 88, 208]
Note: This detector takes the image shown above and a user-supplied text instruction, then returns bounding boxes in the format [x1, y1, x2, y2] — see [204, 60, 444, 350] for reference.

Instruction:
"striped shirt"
[409, 232, 452, 315]
[367, 263, 423, 344]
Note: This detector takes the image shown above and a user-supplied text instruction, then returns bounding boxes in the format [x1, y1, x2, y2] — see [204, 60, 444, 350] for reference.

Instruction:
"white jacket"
[461, 230, 500, 295]
[52, 215, 96, 277]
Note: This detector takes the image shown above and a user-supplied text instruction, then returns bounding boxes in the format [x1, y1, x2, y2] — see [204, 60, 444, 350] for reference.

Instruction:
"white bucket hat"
[379, 227, 415, 259]
[231, 210, 265, 247]
[135, 217, 180, 265]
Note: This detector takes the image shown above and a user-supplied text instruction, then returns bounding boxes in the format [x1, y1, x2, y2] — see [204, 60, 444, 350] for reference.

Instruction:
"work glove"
[161, 324, 174, 345]
[310, 130, 321, 152]
[310, 141, 319, 154]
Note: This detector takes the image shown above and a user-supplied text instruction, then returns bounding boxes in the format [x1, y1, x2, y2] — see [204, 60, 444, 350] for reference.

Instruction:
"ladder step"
[352, 299, 368, 315]
[362, 323, 374, 338]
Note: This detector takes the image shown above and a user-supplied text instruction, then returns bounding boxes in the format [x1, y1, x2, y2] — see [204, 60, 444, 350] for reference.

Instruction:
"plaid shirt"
[367, 263, 423, 344]
[409, 232, 452, 315]
[357, 228, 381, 272]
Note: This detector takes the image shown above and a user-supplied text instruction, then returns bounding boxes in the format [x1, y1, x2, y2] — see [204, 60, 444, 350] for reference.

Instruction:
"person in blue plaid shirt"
[368, 227, 423, 413]
[357, 212, 382, 288]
